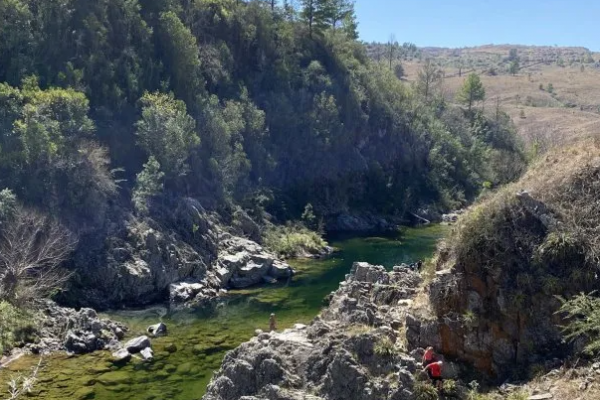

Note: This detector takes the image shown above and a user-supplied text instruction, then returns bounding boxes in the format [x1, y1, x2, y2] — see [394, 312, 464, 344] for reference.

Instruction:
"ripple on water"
[0, 225, 447, 400]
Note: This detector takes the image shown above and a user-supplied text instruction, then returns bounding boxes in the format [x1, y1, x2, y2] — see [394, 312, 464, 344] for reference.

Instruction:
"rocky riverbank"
[202, 262, 460, 400]
[62, 199, 320, 310]
[0, 300, 127, 367]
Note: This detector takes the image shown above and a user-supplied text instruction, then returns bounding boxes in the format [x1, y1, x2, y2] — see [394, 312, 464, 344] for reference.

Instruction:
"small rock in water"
[164, 343, 178, 353]
[147, 322, 168, 337]
[112, 349, 132, 364]
[140, 347, 154, 361]
[255, 329, 264, 336]
[125, 336, 151, 354]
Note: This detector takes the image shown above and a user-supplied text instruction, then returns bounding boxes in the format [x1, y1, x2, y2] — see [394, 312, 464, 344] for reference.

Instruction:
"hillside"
[395, 44, 600, 152]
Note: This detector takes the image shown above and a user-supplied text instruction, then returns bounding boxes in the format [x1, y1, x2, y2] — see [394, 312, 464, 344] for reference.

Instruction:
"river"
[1, 225, 447, 399]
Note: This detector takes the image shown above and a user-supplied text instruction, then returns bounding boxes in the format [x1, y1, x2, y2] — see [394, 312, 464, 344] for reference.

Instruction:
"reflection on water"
[0, 225, 447, 400]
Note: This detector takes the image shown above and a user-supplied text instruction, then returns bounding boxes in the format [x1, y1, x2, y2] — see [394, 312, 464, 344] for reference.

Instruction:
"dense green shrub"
[263, 223, 326, 258]
[133, 156, 165, 215]
[558, 292, 600, 355]
[0, 301, 35, 355]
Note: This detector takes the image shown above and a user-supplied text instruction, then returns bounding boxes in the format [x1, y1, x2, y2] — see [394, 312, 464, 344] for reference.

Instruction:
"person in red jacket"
[423, 361, 443, 390]
[422, 346, 436, 367]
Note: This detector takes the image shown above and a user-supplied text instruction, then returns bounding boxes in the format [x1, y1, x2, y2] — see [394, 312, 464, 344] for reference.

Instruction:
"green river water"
[1, 225, 447, 400]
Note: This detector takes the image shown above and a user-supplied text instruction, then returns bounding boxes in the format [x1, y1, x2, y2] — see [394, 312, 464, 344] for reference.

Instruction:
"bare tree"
[0, 208, 76, 306]
[415, 59, 444, 102]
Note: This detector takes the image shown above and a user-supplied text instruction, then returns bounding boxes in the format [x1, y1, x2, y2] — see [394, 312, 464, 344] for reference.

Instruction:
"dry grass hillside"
[399, 45, 600, 151]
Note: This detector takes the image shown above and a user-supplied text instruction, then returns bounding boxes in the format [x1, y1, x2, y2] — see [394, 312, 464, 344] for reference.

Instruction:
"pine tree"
[457, 73, 486, 112]
[323, 0, 354, 30]
[301, 0, 319, 37]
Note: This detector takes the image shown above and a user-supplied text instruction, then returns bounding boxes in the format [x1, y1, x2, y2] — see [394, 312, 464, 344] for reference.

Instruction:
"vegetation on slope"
[0, 0, 526, 316]
[0, 0, 524, 223]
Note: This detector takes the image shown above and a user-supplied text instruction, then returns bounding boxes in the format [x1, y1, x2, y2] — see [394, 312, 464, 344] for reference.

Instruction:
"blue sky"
[354, 0, 600, 50]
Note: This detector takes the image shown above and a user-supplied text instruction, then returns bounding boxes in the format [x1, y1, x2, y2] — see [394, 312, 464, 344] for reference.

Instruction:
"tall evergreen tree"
[457, 73, 486, 112]
[301, 0, 318, 37]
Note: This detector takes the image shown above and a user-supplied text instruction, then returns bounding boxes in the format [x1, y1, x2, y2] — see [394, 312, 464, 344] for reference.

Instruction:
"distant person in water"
[424, 360, 443, 390]
[422, 346, 436, 366]
[416, 260, 423, 271]
[269, 313, 277, 331]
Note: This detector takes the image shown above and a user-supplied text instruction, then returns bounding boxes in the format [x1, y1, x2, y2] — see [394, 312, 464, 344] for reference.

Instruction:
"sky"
[354, 0, 600, 50]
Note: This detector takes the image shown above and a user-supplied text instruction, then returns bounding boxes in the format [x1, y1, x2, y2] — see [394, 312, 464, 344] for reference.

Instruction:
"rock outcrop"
[66, 198, 296, 309]
[406, 188, 595, 380]
[203, 263, 440, 400]
[1, 300, 127, 363]
[168, 234, 294, 308]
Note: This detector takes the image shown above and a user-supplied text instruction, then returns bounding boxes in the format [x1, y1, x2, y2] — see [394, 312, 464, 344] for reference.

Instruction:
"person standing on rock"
[423, 360, 443, 390]
[416, 260, 423, 271]
[422, 346, 436, 367]
[269, 313, 277, 331]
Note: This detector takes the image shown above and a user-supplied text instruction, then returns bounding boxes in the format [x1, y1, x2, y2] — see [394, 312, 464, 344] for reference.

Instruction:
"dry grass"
[401, 47, 600, 151]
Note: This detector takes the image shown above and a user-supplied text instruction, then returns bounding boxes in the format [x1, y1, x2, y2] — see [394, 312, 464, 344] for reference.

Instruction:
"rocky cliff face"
[64, 198, 294, 309]
[203, 263, 456, 400]
[405, 188, 598, 380]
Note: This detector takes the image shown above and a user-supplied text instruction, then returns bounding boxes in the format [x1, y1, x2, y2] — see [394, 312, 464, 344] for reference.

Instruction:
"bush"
[442, 379, 458, 396]
[0, 301, 35, 355]
[132, 156, 165, 214]
[413, 381, 438, 400]
[263, 223, 326, 258]
[0, 188, 17, 223]
[557, 292, 600, 355]
[374, 336, 395, 358]
[507, 391, 529, 400]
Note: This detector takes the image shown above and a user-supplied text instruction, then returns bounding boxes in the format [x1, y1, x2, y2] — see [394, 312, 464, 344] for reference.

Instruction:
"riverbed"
[0, 225, 447, 399]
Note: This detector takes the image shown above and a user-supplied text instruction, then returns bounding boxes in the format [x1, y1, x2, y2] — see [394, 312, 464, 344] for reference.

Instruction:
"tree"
[135, 92, 199, 177]
[415, 59, 444, 102]
[509, 59, 519, 75]
[0, 208, 75, 306]
[341, 3, 358, 39]
[158, 11, 201, 103]
[508, 48, 518, 61]
[321, 0, 354, 30]
[301, 0, 321, 37]
[394, 63, 405, 80]
[132, 156, 164, 214]
[457, 73, 486, 112]
[387, 34, 397, 70]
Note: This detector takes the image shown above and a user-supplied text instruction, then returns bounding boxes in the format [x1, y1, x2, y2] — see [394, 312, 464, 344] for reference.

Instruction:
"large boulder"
[125, 336, 151, 354]
[147, 322, 167, 337]
[218, 235, 294, 290]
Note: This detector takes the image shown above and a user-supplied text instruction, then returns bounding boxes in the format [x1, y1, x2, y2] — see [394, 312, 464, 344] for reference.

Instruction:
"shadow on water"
[0, 224, 448, 400]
